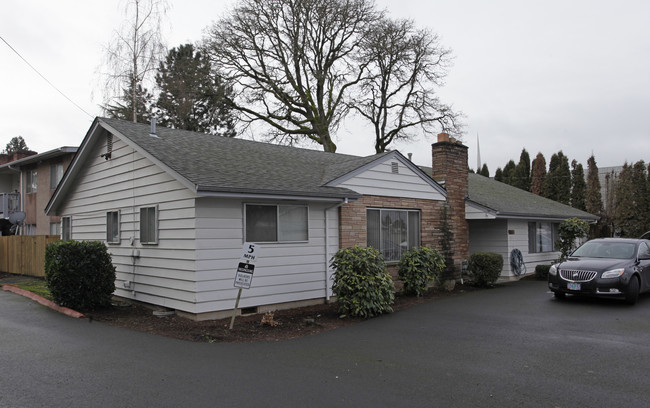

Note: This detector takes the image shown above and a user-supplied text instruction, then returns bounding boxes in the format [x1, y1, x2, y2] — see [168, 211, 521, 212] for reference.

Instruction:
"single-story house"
[420, 164, 599, 279]
[47, 118, 469, 320]
[465, 173, 598, 278]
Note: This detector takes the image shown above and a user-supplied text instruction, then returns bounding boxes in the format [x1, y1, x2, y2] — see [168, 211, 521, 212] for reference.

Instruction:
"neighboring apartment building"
[0, 147, 78, 235]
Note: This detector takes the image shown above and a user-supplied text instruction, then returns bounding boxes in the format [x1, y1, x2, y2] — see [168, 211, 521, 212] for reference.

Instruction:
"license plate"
[567, 282, 581, 291]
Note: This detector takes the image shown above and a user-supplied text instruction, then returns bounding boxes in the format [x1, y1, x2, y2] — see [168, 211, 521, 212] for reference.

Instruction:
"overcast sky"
[2, 0, 648, 172]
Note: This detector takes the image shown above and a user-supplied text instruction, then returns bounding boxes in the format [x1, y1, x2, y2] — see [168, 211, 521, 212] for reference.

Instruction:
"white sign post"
[230, 243, 259, 329]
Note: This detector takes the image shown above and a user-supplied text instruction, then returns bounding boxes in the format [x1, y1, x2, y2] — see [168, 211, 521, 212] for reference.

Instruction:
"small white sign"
[240, 242, 259, 264]
[234, 262, 255, 289]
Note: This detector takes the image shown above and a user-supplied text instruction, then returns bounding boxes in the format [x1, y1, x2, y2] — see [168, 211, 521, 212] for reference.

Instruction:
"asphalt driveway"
[2, 280, 649, 408]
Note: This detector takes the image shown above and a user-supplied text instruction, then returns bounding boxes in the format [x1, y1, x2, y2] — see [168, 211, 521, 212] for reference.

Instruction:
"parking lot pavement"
[2, 280, 650, 408]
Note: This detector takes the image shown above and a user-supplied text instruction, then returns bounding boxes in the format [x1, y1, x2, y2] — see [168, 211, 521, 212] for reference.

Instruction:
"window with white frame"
[26, 169, 37, 193]
[50, 163, 64, 189]
[528, 222, 559, 253]
[367, 208, 421, 262]
[106, 211, 120, 244]
[61, 216, 71, 240]
[245, 204, 308, 242]
[140, 206, 158, 244]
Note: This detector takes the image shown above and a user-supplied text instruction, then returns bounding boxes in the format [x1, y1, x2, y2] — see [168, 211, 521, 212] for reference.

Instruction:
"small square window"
[140, 206, 158, 244]
[107, 211, 120, 244]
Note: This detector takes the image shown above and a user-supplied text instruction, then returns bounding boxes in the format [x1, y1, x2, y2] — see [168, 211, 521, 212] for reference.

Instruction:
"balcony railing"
[1, 193, 20, 219]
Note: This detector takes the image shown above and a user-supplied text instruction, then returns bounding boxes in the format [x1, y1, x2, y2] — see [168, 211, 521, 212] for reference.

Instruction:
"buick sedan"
[548, 238, 650, 305]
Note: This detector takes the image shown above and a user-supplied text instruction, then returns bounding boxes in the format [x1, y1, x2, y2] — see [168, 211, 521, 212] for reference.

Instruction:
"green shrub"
[330, 246, 394, 318]
[535, 264, 551, 280]
[45, 240, 116, 311]
[468, 252, 503, 287]
[398, 247, 445, 296]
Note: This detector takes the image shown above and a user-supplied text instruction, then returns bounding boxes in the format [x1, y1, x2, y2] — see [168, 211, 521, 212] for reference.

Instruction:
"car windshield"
[571, 241, 637, 259]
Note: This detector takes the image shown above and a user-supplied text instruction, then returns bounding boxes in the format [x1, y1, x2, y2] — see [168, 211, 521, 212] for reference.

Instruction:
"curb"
[1, 284, 85, 319]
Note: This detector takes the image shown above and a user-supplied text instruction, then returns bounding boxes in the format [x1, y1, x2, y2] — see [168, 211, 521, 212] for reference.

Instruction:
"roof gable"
[52, 118, 440, 213]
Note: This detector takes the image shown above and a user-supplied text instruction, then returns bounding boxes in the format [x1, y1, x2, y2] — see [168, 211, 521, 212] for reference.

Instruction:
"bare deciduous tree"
[204, 0, 380, 152]
[101, 0, 168, 123]
[354, 18, 461, 153]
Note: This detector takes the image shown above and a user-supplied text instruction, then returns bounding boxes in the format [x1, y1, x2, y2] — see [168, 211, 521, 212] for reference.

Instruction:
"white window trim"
[61, 216, 71, 240]
[244, 203, 309, 243]
[106, 210, 121, 244]
[139, 205, 159, 245]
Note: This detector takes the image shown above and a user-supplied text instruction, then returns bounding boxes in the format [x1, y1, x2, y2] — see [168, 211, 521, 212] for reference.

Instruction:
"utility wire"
[1, 34, 94, 119]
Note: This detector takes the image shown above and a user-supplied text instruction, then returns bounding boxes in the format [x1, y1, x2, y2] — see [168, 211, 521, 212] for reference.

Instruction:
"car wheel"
[553, 291, 566, 299]
[625, 276, 640, 305]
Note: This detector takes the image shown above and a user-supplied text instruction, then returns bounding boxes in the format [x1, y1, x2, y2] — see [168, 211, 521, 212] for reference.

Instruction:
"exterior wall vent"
[391, 162, 399, 174]
[101, 134, 113, 160]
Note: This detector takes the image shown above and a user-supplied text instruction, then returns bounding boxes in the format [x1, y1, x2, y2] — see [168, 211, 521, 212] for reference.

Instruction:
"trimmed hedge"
[398, 247, 445, 296]
[468, 252, 503, 287]
[330, 246, 394, 318]
[535, 264, 551, 280]
[45, 240, 116, 311]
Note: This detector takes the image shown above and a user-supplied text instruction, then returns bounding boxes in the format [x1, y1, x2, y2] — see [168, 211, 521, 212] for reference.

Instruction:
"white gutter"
[323, 198, 348, 301]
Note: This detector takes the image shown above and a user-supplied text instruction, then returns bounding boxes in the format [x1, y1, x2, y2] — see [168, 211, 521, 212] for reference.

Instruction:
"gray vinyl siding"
[338, 157, 445, 201]
[193, 198, 338, 314]
[57, 135, 198, 312]
[469, 218, 561, 278]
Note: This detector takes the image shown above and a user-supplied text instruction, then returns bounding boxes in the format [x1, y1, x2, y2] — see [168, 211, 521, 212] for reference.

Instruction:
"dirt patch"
[86, 284, 483, 343]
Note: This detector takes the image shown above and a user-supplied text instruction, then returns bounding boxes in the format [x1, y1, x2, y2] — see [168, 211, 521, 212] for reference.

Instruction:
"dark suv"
[548, 238, 650, 305]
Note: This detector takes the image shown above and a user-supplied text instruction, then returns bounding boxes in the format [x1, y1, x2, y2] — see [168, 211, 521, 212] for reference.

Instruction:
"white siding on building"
[338, 157, 444, 201]
[469, 218, 561, 279]
[193, 198, 340, 314]
[57, 135, 199, 312]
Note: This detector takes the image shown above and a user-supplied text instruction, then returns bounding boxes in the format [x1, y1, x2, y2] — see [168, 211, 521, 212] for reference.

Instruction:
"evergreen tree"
[104, 82, 153, 124]
[542, 151, 570, 204]
[511, 149, 531, 191]
[494, 167, 503, 182]
[479, 163, 490, 177]
[530, 152, 546, 195]
[3, 136, 29, 154]
[613, 163, 635, 237]
[585, 155, 603, 216]
[585, 155, 604, 237]
[502, 160, 516, 185]
[155, 43, 236, 136]
[570, 160, 586, 211]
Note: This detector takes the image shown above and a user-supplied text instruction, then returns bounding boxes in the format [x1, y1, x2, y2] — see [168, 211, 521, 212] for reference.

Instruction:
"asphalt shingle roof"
[418, 165, 597, 221]
[467, 173, 598, 221]
[99, 118, 385, 199]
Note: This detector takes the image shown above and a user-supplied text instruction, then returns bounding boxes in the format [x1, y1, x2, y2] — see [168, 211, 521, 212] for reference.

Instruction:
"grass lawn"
[13, 279, 52, 301]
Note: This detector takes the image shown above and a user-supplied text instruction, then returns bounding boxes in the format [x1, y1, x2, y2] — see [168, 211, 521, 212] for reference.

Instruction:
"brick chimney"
[432, 133, 469, 279]
[0, 150, 38, 165]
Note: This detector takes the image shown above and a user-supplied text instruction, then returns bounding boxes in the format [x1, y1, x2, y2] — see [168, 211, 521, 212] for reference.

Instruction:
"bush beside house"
[45, 241, 116, 311]
[330, 246, 395, 318]
[468, 252, 504, 287]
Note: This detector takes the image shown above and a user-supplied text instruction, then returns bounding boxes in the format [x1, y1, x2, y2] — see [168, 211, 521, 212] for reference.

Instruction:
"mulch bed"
[85, 284, 484, 343]
[2, 271, 496, 343]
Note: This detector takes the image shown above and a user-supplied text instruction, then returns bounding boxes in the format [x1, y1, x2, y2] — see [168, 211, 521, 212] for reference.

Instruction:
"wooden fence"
[0, 235, 60, 277]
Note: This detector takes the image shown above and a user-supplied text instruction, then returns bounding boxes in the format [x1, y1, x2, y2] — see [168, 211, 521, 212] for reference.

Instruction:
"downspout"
[324, 198, 348, 301]
[7, 164, 22, 235]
